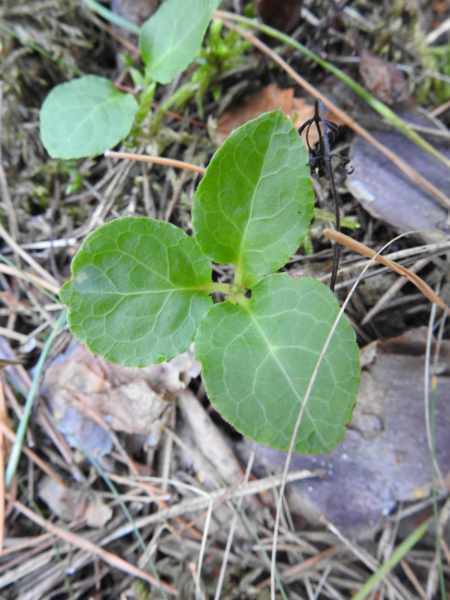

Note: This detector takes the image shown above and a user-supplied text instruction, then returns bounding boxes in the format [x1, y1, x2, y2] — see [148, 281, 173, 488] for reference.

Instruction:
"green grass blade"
[82, 0, 140, 34]
[5, 312, 66, 487]
[353, 519, 430, 600]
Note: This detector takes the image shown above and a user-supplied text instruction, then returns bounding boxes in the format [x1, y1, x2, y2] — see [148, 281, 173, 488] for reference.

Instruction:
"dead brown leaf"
[215, 83, 342, 147]
[215, 84, 296, 143]
[42, 343, 200, 456]
[359, 49, 410, 105]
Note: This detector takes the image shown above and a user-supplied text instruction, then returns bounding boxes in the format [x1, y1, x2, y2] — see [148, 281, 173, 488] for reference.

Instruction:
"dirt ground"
[0, 0, 449, 598]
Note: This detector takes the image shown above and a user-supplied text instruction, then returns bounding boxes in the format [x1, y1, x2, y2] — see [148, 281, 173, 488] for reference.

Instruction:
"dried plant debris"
[42, 342, 199, 456]
[243, 328, 450, 539]
[347, 111, 450, 242]
[111, 0, 160, 25]
[39, 476, 112, 528]
[359, 50, 410, 106]
[214, 83, 339, 145]
[177, 389, 243, 488]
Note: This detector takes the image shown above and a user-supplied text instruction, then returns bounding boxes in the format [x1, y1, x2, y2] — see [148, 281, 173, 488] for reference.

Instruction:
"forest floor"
[0, 0, 449, 598]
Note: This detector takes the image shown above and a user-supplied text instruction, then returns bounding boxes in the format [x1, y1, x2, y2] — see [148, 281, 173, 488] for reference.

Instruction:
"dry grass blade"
[105, 150, 206, 175]
[0, 223, 59, 288]
[9, 499, 178, 596]
[214, 452, 255, 600]
[400, 560, 427, 599]
[0, 264, 60, 296]
[256, 546, 339, 589]
[0, 84, 18, 243]
[324, 229, 450, 314]
[361, 257, 430, 325]
[424, 298, 446, 487]
[100, 469, 322, 546]
[0, 421, 65, 486]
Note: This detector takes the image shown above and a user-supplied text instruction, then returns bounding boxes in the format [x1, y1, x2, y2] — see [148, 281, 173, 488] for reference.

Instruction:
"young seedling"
[60, 111, 360, 454]
[40, 0, 227, 160]
[40, 0, 360, 455]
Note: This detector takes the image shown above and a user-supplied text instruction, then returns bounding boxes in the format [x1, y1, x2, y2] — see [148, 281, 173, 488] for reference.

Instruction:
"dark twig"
[298, 101, 342, 291]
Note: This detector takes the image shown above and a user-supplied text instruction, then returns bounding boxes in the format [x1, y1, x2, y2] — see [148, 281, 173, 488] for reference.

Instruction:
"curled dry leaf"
[255, 0, 302, 32]
[243, 328, 450, 538]
[39, 476, 112, 528]
[42, 342, 200, 456]
[359, 49, 410, 106]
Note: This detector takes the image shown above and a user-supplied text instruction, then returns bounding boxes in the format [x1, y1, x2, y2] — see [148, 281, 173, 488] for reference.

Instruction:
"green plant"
[40, 0, 239, 159]
[40, 0, 360, 455]
[59, 110, 359, 454]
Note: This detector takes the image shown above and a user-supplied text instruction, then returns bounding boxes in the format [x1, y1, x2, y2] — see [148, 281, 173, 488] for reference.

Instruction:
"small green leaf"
[139, 0, 221, 84]
[40, 76, 138, 159]
[195, 274, 359, 454]
[193, 111, 314, 288]
[61, 217, 212, 367]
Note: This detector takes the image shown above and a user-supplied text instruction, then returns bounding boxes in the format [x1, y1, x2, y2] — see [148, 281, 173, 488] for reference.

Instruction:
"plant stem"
[150, 81, 199, 135]
[82, 0, 140, 34]
[131, 81, 156, 137]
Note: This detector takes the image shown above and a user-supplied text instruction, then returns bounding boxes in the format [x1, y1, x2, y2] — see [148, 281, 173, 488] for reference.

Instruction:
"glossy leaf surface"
[61, 217, 212, 367]
[195, 274, 359, 454]
[140, 0, 221, 84]
[193, 111, 314, 287]
[40, 76, 138, 159]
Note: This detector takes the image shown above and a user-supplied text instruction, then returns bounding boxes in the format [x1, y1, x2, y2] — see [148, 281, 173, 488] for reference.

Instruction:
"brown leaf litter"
[214, 83, 342, 145]
[42, 342, 200, 458]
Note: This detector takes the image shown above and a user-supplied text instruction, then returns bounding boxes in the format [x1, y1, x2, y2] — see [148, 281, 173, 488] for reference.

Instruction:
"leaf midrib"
[235, 121, 278, 282]
[62, 94, 129, 148]
[146, 4, 210, 77]
[244, 304, 328, 450]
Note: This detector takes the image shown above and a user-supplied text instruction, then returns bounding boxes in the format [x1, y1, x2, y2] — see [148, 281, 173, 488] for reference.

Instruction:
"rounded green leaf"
[193, 111, 314, 288]
[40, 75, 138, 159]
[139, 0, 221, 84]
[195, 274, 360, 454]
[61, 217, 212, 367]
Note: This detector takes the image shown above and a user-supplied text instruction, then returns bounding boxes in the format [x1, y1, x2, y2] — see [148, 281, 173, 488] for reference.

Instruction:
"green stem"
[5, 312, 66, 487]
[216, 11, 450, 170]
[130, 81, 157, 139]
[150, 81, 199, 135]
[353, 519, 430, 600]
[82, 0, 140, 34]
